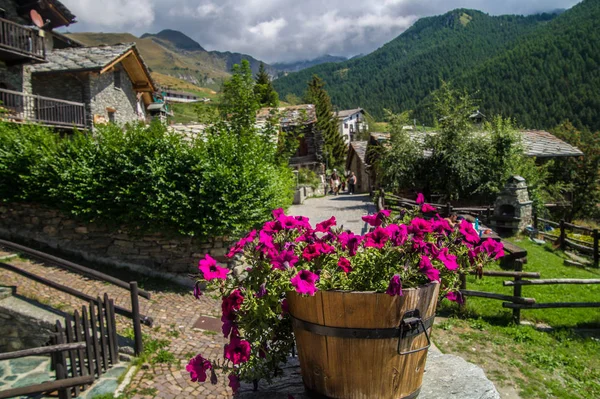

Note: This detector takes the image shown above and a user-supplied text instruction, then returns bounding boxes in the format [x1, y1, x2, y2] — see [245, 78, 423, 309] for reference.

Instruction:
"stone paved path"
[288, 193, 376, 234]
[0, 248, 230, 399]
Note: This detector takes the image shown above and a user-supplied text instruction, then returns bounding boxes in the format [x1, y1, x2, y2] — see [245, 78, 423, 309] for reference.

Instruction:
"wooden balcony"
[0, 88, 86, 129]
[0, 17, 46, 63]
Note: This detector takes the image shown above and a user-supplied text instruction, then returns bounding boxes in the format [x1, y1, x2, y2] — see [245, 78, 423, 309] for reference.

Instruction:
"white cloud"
[61, 0, 582, 63]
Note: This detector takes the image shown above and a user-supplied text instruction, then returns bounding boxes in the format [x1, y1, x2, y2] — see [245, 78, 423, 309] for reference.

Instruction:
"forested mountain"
[273, 55, 347, 73]
[274, 1, 600, 131]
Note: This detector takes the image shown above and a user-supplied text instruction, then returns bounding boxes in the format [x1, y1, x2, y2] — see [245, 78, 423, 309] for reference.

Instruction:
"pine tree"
[306, 75, 347, 170]
[254, 63, 279, 107]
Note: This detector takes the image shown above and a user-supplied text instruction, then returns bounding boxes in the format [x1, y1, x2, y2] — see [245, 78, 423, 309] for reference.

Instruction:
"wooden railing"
[0, 17, 45, 61]
[0, 88, 86, 129]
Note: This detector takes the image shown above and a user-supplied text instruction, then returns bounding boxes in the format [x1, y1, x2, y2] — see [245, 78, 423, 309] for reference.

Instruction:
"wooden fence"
[0, 297, 118, 399]
[532, 215, 599, 267]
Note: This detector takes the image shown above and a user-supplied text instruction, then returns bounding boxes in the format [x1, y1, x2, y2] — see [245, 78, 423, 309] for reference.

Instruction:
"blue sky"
[61, 0, 582, 63]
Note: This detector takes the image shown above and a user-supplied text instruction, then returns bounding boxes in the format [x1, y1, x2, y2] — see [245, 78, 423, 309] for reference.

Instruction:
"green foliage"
[284, 93, 301, 105]
[153, 349, 177, 364]
[220, 59, 261, 132]
[297, 168, 321, 189]
[378, 84, 554, 205]
[0, 72, 294, 239]
[305, 75, 347, 169]
[274, 3, 600, 131]
[254, 63, 279, 107]
[550, 121, 600, 221]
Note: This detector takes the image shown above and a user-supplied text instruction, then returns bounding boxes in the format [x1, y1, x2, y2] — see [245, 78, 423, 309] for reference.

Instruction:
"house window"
[107, 107, 116, 123]
[114, 70, 121, 89]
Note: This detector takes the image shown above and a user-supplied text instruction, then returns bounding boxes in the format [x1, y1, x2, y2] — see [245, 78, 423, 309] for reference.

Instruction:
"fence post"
[377, 188, 385, 211]
[130, 281, 144, 356]
[486, 206, 491, 225]
[594, 229, 599, 268]
[512, 258, 524, 325]
[559, 220, 566, 250]
[533, 212, 538, 232]
[445, 202, 452, 218]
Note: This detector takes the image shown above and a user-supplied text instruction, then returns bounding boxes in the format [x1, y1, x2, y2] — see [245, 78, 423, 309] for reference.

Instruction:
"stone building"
[335, 108, 367, 143]
[0, 0, 158, 130]
[28, 43, 156, 128]
[257, 104, 324, 171]
[346, 141, 371, 193]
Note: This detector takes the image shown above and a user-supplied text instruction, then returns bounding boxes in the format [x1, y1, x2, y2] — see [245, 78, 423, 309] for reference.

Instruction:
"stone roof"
[30, 43, 136, 73]
[335, 108, 364, 119]
[257, 104, 316, 127]
[369, 130, 583, 159]
[350, 141, 368, 164]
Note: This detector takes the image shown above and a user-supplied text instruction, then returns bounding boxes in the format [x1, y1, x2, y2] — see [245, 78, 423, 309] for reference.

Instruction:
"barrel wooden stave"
[287, 282, 439, 399]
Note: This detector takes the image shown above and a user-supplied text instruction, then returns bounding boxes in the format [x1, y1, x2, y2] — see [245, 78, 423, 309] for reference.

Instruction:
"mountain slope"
[273, 55, 347, 73]
[67, 30, 274, 89]
[273, 9, 557, 119]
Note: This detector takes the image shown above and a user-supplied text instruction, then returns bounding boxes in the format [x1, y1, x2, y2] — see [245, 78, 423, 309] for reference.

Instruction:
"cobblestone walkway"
[288, 193, 376, 234]
[0, 248, 231, 399]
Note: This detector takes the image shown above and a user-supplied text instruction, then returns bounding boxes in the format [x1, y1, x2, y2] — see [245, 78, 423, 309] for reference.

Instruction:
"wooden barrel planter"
[286, 282, 439, 399]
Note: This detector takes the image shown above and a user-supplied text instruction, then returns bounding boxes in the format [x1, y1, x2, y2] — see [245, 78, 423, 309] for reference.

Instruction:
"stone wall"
[89, 66, 143, 126]
[0, 64, 24, 91]
[31, 72, 86, 104]
[0, 203, 234, 275]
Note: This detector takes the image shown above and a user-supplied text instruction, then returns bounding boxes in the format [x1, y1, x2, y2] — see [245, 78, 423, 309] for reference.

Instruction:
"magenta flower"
[291, 270, 319, 296]
[226, 230, 257, 258]
[459, 220, 480, 244]
[278, 215, 299, 230]
[436, 247, 459, 270]
[262, 220, 279, 234]
[419, 255, 440, 282]
[478, 238, 504, 259]
[385, 275, 403, 296]
[446, 291, 465, 305]
[364, 227, 390, 249]
[320, 243, 336, 255]
[294, 216, 312, 230]
[316, 216, 336, 232]
[198, 255, 229, 280]
[296, 231, 316, 243]
[186, 354, 212, 382]
[416, 193, 425, 205]
[221, 314, 237, 338]
[272, 250, 299, 270]
[224, 336, 252, 365]
[421, 203, 437, 213]
[302, 243, 323, 261]
[362, 210, 392, 227]
[386, 224, 408, 246]
[272, 208, 285, 219]
[222, 289, 244, 317]
[409, 218, 433, 237]
[337, 231, 362, 255]
[228, 374, 240, 393]
[257, 230, 277, 254]
[337, 257, 353, 273]
[432, 216, 452, 235]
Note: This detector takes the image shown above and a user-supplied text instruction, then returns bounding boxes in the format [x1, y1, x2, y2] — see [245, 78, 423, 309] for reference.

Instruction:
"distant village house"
[335, 108, 367, 143]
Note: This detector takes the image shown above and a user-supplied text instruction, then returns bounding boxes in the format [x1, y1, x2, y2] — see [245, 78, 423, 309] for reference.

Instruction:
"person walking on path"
[348, 172, 357, 195]
[330, 169, 341, 195]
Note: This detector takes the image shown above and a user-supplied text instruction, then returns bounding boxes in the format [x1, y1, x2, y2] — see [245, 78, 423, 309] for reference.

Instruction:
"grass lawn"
[434, 237, 600, 399]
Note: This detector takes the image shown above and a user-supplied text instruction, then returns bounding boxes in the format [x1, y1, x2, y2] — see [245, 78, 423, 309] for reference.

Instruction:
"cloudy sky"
[60, 0, 581, 63]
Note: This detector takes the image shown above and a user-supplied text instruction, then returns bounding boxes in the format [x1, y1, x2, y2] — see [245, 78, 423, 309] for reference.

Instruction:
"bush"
[297, 168, 321, 189]
[0, 120, 295, 238]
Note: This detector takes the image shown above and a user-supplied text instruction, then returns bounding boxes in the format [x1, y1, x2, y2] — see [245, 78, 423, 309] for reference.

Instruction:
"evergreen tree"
[220, 60, 260, 132]
[305, 75, 347, 170]
[254, 63, 279, 107]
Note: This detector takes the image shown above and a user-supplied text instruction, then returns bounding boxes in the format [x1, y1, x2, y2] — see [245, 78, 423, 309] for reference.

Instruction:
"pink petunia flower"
[186, 354, 212, 382]
[302, 243, 323, 261]
[421, 203, 437, 213]
[315, 216, 336, 232]
[459, 220, 480, 244]
[278, 215, 300, 230]
[337, 231, 362, 256]
[272, 208, 285, 219]
[228, 374, 240, 393]
[294, 216, 312, 230]
[364, 227, 390, 249]
[436, 247, 459, 271]
[281, 299, 289, 315]
[478, 238, 504, 260]
[416, 193, 425, 205]
[409, 218, 433, 237]
[226, 230, 257, 258]
[224, 336, 252, 365]
[222, 289, 244, 317]
[419, 255, 440, 282]
[431, 216, 453, 235]
[271, 250, 299, 270]
[296, 230, 316, 243]
[255, 282, 267, 298]
[291, 270, 319, 296]
[446, 291, 465, 305]
[320, 243, 336, 255]
[385, 274, 403, 296]
[362, 210, 392, 227]
[257, 230, 277, 254]
[198, 255, 229, 280]
[337, 257, 353, 273]
[386, 224, 408, 246]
